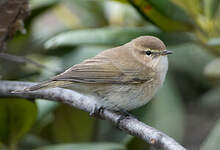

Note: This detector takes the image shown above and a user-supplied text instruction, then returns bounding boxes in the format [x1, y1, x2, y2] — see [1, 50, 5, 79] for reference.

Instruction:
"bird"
[16, 36, 172, 114]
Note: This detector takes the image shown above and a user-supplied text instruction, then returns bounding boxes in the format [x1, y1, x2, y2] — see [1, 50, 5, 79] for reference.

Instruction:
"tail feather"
[12, 80, 72, 93]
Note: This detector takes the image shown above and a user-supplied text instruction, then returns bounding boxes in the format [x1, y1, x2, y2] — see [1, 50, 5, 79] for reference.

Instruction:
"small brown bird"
[18, 36, 172, 113]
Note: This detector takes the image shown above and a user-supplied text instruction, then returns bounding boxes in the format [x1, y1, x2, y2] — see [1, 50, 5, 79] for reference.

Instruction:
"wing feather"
[51, 56, 151, 84]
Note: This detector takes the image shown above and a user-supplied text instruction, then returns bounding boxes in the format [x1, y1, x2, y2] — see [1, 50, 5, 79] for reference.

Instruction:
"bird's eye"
[145, 50, 152, 56]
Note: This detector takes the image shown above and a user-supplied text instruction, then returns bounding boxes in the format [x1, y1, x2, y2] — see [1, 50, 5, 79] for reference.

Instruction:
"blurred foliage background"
[0, 0, 220, 150]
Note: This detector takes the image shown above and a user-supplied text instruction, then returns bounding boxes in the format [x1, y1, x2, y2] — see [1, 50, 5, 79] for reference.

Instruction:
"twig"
[0, 53, 46, 68]
[0, 53, 57, 73]
[0, 80, 186, 150]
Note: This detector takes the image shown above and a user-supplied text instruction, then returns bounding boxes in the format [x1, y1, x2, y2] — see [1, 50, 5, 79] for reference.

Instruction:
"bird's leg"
[115, 109, 134, 128]
[119, 109, 134, 117]
[89, 104, 104, 119]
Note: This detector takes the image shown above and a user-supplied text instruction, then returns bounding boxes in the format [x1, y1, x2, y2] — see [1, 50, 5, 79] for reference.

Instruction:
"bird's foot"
[119, 109, 135, 118]
[115, 109, 134, 128]
[89, 104, 104, 119]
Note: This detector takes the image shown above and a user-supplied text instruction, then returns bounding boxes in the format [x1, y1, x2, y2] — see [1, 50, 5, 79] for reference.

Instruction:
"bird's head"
[131, 36, 172, 68]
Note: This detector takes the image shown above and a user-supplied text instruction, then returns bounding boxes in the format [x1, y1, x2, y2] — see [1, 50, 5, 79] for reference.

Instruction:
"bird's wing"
[51, 56, 152, 84]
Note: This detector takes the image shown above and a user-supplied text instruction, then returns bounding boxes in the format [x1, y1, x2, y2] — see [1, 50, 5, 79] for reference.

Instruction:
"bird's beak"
[162, 50, 173, 55]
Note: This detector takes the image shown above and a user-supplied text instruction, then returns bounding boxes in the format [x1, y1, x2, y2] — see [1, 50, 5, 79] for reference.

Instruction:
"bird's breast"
[122, 56, 168, 110]
[156, 56, 168, 85]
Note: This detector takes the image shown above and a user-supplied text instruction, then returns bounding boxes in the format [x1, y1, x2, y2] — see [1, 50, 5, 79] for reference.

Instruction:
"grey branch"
[0, 80, 186, 150]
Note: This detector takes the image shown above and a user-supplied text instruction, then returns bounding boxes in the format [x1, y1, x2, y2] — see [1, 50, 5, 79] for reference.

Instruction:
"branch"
[0, 53, 55, 72]
[0, 80, 186, 150]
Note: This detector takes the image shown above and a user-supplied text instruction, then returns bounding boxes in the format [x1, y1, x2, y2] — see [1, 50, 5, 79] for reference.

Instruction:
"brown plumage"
[15, 36, 171, 110]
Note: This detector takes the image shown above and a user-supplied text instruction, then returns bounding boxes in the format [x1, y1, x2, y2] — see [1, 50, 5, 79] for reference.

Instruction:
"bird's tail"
[12, 80, 72, 93]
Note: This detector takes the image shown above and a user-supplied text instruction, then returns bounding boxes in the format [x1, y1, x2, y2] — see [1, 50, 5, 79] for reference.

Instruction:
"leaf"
[169, 43, 215, 85]
[68, 0, 107, 28]
[147, 0, 191, 23]
[45, 26, 193, 49]
[0, 98, 37, 147]
[200, 119, 220, 150]
[125, 136, 150, 150]
[30, 0, 59, 10]
[153, 76, 185, 141]
[207, 38, 220, 47]
[204, 58, 220, 81]
[62, 46, 111, 69]
[205, 38, 220, 56]
[44, 26, 159, 49]
[20, 134, 49, 149]
[36, 99, 59, 121]
[127, 0, 192, 31]
[52, 104, 95, 143]
[33, 143, 125, 150]
[203, 0, 220, 19]
[26, 0, 60, 27]
[94, 119, 127, 142]
[200, 86, 220, 110]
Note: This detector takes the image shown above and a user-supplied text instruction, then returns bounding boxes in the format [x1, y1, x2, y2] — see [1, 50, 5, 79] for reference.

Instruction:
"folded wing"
[52, 56, 151, 84]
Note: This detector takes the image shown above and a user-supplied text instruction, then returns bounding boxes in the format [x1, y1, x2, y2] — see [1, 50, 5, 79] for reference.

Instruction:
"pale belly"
[96, 81, 161, 110]
[66, 79, 162, 111]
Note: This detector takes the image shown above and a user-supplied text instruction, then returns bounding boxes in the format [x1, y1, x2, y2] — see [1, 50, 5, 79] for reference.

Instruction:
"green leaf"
[204, 58, 220, 81]
[169, 43, 215, 85]
[0, 143, 6, 150]
[206, 38, 220, 56]
[26, 0, 60, 28]
[36, 99, 59, 121]
[207, 38, 220, 47]
[30, 0, 59, 10]
[114, 0, 128, 3]
[68, 0, 107, 28]
[33, 143, 125, 150]
[147, 0, 191, 23]
[152, 76, 185, 141]
[200, 86, 220, 110]
[200, 119, 220, 150]
[0, 98, 37, 148]
[203, 0, 220, 19]
[62, 46, 111, 69]
[44, 26, 159, 49]
[45, 26, 193, 49]
[52, 105, 95, 142]
[127, 0, 192, 31]
[125, 136, 150, 150]
[94, 120, 127, 142]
